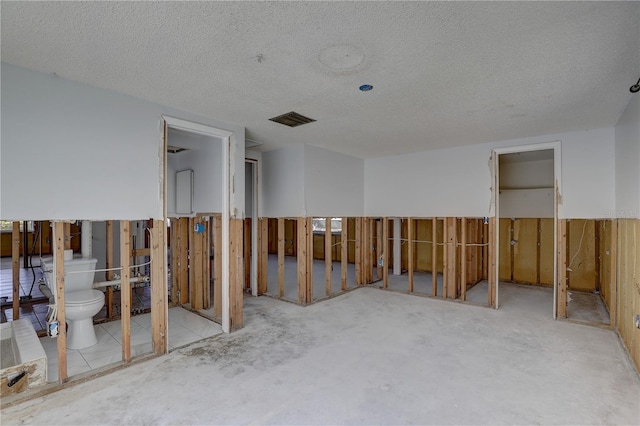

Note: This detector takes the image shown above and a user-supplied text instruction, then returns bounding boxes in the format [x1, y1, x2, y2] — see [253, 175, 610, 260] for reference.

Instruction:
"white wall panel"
[615, 94, 640, 219]
[1, 63, 244, 220]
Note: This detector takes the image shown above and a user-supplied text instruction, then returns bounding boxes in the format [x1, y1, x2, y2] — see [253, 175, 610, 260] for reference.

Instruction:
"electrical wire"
[567, 220, 588, 271]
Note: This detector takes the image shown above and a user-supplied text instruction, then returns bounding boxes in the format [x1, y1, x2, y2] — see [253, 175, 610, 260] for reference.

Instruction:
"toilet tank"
[42, 257, 98, 293]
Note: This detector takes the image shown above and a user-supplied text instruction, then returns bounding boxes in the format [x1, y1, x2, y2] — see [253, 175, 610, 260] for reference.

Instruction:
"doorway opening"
[162, 116, 234, 334]
[493, 143, 560, 318]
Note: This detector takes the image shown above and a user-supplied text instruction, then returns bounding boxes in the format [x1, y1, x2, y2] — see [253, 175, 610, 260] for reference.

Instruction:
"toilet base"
[67, 318, 98, 350]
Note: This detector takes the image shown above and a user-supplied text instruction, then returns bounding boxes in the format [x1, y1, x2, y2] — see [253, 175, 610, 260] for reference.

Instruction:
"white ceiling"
[2, 1, 638, 159]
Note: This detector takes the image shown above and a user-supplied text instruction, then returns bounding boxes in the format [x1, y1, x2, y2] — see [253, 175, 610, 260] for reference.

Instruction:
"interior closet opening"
[496, 149, 557, 318]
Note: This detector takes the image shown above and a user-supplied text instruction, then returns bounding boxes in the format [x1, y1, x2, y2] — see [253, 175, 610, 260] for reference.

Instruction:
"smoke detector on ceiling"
[269, 111, 316, 128]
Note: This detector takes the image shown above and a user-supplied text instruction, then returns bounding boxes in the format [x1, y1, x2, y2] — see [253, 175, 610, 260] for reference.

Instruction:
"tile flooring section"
[41, 306, 223, 382]
[0, 256, 47, 301]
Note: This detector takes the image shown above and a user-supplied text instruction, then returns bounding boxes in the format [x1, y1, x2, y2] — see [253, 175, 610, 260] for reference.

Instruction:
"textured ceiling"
[2, 1, 638, 159]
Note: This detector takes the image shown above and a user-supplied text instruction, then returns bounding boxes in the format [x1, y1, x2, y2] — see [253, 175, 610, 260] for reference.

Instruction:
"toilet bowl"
[41, 256, 103, 350]
[65, 289, 105, 349]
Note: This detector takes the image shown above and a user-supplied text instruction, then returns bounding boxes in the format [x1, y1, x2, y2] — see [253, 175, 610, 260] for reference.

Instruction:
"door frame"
[161, 115, 235, 333]
[491, 141, 562, 318]
[245, 157, 259, 296]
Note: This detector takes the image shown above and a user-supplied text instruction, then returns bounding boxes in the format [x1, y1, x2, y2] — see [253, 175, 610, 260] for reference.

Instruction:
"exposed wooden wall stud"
[383, 217, 389, 288]
[150, 219, 168, 354]
[408, 218, 414, 292]
[278, 218, 285, 298]
[229, 218, 244, 330]
[54, 222, 67, 383]
[258, 218, 268, 294]
[214, 215, 222, 321]
[557, 219, 567, 318]
[307, 217, 313, 301]
[376, 219, 383, 280]
[355, 218, 362, 286]
[461, 217, 467, 301]
[488, 217, 497, 308]
[432, 218, 438, 297]
[341, 217, 348, 291]
[120, 221, 131, 363]
[325, 217, 332, 296]
[609, 219, 617, 327]
[12, 222, 20, 320]
[297, 218, 309, 305]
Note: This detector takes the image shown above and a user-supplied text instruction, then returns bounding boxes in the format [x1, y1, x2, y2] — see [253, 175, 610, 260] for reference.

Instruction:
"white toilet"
[42, 253, 104, 350]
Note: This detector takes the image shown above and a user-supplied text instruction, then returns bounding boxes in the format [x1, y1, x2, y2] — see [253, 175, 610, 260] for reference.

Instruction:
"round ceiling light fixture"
[359, 84, 373, 92]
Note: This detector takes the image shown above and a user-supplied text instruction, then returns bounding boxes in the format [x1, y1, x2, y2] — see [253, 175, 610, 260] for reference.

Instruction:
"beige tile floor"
[41, 306, 223, 382]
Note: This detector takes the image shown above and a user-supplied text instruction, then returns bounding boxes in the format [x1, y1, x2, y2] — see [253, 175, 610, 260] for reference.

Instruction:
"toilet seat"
[65, 289, 104, 306]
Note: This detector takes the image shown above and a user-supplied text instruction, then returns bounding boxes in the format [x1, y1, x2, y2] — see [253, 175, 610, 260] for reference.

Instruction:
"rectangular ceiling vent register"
[167, 145, 188, 154]
[269, 111, 316, 128]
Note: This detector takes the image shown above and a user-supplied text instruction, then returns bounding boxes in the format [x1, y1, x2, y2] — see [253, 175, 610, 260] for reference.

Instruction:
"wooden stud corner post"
[408, 217, 414, 293]
[432, 218, 438, 297]
[325, 217, 332, 297]
[150, 219, 168, 355]
[341, 217, 348, 291]
[461, 218, 467, 302]
[53, 222, 68, 383]
[488, 217, 497, 308]
[557, 219, 568, 319]
[297, 218, 308, 305]
[355, 218, 362, 286]
[278, 218, 285, 298]
[229, 218, 244, 331]
[296, 218, 313, 305]
[214, 215, 223, 321]
[258, 218, 268, 295]
[383, 217, 389, 289]
[307, 217, 313, 300]
[609, 219, 617, 327]
[12, 222, 20, 320]
[120, 221, 131, 363]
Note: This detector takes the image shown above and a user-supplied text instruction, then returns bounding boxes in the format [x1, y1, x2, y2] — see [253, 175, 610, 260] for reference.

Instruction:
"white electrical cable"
[567, 220, 588, 271]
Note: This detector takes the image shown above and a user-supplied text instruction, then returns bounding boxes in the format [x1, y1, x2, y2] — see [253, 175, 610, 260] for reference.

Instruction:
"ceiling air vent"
[245, 139, 263, 149]
[269, 111, 316, 128]
[167, 145, 188, 154]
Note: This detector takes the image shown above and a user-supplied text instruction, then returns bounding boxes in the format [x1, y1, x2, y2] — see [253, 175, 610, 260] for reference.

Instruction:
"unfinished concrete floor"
[2, 287, 639, 425]
[265, 254, 358, 302]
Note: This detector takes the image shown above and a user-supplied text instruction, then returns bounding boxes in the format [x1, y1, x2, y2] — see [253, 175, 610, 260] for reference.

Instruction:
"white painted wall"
[499, 159, 554, 189]
[499, 157, 554, 218]
[167, 155, 178, 216]
[170, 135, 223, 215]
[304, 145, 364, 217]
[262, 145, 305, 217]
[1, 63, 245, 221]
[364, 127, 616, 219]
[615, 94, 640, 219]
[499, 189, 554, 218]
[260, 144, 364, 217]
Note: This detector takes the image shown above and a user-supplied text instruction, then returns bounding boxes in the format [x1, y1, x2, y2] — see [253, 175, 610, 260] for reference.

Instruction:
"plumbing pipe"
[92, 275, 149, 289]
[38, 281, 54, 304]
[81, 220, 92, 258]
